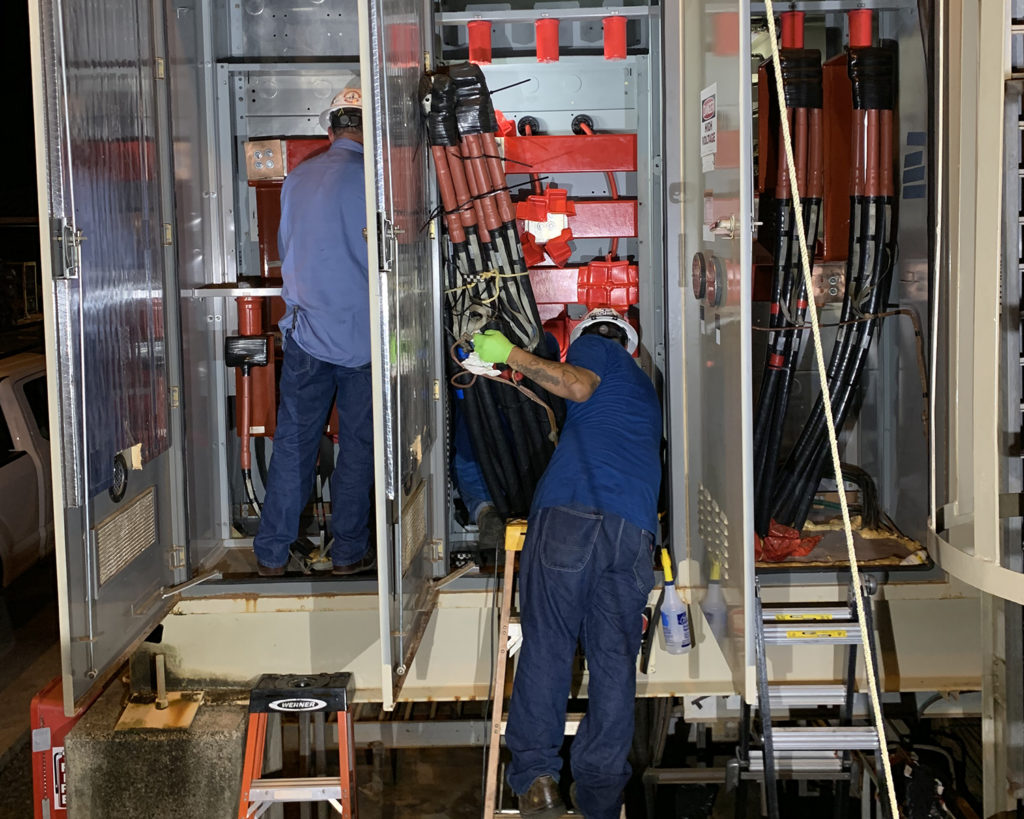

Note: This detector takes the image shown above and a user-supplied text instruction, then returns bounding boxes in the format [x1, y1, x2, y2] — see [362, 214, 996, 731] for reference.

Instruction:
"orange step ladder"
[238, 672, 357, 818]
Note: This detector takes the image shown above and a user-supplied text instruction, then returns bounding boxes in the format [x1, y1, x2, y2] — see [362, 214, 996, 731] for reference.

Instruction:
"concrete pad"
[65, 682, 247, 818]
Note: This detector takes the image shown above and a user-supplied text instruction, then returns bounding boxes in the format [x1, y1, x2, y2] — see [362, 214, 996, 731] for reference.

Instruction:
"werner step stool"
[238, 672, 357, 818]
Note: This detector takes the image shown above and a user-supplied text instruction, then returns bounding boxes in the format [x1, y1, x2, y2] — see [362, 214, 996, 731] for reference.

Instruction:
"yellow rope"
[762, 5, 899, 815]
[443, 267, 532, 298]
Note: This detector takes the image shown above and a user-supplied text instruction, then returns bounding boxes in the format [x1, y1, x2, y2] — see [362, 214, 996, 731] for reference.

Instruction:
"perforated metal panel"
[236, 0, 361, 58]
[95, 487, 157, 586]
[401, 482, 428, 575]
[698, 483, 730, 580]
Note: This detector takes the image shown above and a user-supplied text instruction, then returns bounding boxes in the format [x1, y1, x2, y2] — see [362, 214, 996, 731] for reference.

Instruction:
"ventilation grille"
[401, 483, 428, 575]
[95, 487, 157, 586]
[697, 483, 729, 579]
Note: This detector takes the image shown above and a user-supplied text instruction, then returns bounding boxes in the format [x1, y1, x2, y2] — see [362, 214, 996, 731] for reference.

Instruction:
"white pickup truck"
[0, 353, 52, 585]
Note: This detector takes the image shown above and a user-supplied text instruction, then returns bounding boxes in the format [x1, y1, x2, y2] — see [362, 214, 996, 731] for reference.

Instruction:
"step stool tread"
[763, 623, 863, 644]
[767, 684, 849, 706]
[249, 776, 343, 801]
[770, 725, 879, 751]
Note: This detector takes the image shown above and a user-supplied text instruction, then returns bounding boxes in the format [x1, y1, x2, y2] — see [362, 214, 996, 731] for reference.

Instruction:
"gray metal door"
[666, 1, 754, 696]
[359, 0, 442, 709]
[31, 0, 187, 712]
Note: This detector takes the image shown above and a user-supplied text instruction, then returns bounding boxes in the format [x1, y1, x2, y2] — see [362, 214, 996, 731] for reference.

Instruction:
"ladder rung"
[748, 750, 845, 775]
[770, 726, 879, 752]
[762, 605, 852, 622]
[500, 713, 584, 736]
[763, 623, 862, 645]
[768, 684, 849, 708]
[248, 777, 343, 802]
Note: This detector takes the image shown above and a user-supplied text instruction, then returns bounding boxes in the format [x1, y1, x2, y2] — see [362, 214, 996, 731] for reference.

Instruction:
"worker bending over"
[473, 308, 661, 819]
[252, 83, 375, 577]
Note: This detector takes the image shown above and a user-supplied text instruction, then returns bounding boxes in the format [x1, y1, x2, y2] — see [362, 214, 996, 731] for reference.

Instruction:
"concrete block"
[65, 681, 246, 818]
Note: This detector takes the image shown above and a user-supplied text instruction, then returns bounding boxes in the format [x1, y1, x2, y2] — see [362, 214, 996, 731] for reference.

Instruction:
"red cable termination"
[780, 11, 804, 50]
[848, 9, 873, 49]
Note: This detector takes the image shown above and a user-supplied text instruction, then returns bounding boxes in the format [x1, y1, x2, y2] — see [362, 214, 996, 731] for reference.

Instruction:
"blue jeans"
[253, 336, 373, 568]
[453, 406, 492, 523]
[505, 505, 655, 819]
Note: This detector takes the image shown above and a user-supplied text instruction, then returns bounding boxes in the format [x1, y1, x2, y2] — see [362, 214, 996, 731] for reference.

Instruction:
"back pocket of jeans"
[632, 531, 655, 596]
[539, 507, 602, 572]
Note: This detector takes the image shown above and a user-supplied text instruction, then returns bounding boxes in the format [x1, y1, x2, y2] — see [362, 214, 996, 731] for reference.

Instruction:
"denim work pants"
[505, 505, 655, 819]
[253, 336, 374, 568]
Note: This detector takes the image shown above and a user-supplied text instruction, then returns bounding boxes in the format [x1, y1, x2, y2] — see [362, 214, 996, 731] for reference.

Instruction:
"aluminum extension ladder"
[731, 578, 887, 819]
[237, 672, 358, 819]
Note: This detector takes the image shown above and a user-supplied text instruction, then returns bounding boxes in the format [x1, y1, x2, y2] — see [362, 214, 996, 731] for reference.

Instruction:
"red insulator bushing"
[536, 18, 560, 63]
[237, 295, 262, 336]
[848, 9, 872, 48]
[468, 20, 492, 65]
[781, 11, 804, 49]
[603, 16, 626, 60]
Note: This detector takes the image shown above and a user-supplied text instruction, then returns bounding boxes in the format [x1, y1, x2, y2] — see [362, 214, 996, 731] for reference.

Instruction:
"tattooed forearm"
[507, 347, 600, 403]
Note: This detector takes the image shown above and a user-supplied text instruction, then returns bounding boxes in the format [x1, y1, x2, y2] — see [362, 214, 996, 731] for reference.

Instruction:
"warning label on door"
[700, 83, 718, 172]
[53, 746, 67, 809]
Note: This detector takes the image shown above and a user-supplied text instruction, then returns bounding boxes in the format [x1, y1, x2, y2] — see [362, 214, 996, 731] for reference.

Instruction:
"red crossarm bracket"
[529, 262, 640, 313]
[518, 200, 637, 239]
[502, 134, 638, 174]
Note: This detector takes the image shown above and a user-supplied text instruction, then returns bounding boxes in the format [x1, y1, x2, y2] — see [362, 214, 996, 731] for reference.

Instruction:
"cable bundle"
[753, 45, 825, 537]
[421, 64, 563, 519]
[767, 41, 898, 533]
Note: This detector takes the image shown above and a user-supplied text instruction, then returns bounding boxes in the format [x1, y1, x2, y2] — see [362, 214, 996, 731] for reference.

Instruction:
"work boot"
[476, 504, 505, 568]
[332, 551, 377, 576]
[518, 775, 565, 819]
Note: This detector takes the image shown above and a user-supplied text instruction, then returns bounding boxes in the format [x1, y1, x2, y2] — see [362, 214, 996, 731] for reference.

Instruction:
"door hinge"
[169, 386, 180, 409]
[162, 223, 173, 246]
[424, 51, 432, 73]
[155, 57, 166, 80]
[53, 219, 84, 280]
[377, 211, 396, 271]
[433, 380, 440, 400]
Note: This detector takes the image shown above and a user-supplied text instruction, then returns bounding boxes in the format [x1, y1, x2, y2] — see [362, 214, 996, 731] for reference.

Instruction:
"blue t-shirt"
[278, 138, 370, 366]
[531, 335, 662, 533]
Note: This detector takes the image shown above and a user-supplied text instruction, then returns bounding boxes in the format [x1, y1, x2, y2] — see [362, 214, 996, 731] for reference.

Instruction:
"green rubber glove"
[472, 329, 515, 364]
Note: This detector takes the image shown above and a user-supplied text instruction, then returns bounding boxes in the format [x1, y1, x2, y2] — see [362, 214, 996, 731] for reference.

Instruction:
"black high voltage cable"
[753, 48, 824, 536]
[772, 45, 897, 530]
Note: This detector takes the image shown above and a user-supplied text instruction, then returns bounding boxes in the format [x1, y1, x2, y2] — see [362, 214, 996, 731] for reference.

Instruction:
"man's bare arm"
[507, 347, 600, 403]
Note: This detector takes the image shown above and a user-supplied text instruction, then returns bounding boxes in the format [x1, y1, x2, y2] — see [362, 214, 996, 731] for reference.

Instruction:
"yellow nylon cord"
[761, 5, 899, 815]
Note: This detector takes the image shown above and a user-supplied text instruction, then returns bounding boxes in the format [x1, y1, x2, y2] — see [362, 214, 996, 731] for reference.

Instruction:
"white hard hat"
[569, 307, 638, 354]
[318, 85, 363, 131]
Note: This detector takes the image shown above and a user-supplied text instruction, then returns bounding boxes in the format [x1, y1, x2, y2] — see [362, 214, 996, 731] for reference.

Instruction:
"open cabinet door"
[929, 2, 1022, 602]
[669, 1, 754, 696]
[358, 0, 441, 710]
[29, 0, 187, 712]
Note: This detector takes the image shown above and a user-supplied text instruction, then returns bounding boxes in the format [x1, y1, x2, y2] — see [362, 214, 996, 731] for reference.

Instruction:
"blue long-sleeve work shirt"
[278, 137, 370, 367]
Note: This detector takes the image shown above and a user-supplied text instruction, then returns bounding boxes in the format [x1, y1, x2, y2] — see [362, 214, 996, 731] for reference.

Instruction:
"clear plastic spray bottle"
[701, 557, 727, 641]
[659, 548, 692, 654]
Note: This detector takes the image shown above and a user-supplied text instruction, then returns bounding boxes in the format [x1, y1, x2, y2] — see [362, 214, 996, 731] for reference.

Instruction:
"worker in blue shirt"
[473, 309, 662, 819]
[253, 84, 374, 577]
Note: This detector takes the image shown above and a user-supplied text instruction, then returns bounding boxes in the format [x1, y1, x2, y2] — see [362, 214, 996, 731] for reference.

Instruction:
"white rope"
[761, 5, 899, 816]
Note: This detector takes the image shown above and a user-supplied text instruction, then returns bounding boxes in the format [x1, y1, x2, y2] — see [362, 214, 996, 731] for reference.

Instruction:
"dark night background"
[1, 0, 40, 263]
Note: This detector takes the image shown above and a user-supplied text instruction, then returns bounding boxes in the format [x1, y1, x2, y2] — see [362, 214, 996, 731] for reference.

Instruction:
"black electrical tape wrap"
[779, 49, 823, 109]
[848, 47, 896, 110]
[420, 72, 460, 147]
[448, 62, 498, 136]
